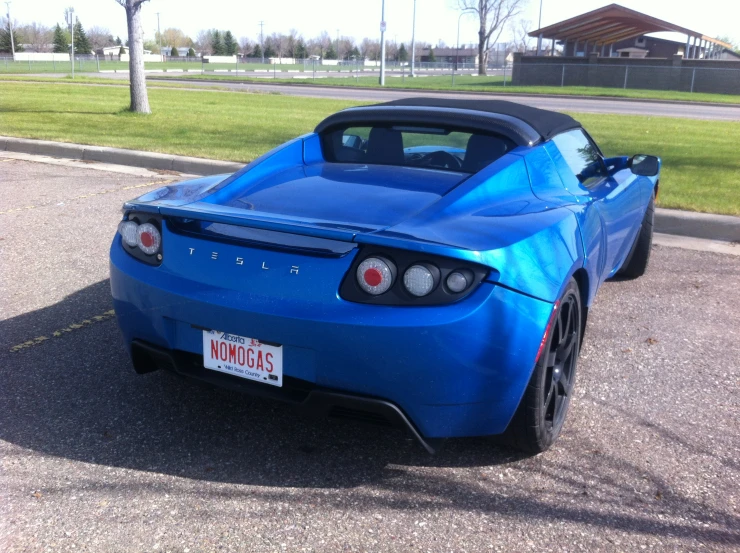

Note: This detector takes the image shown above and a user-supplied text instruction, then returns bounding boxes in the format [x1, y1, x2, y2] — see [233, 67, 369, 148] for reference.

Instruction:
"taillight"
[341, 247, 489, 306]
[357, 257, 395, 295]
[403, 264, 437, 297]
[118, 214, 163, 265]
[136, 223, 161, 255]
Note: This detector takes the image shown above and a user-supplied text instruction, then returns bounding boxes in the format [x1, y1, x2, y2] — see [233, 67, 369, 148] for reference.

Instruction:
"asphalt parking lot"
[1, 157, 738, 552]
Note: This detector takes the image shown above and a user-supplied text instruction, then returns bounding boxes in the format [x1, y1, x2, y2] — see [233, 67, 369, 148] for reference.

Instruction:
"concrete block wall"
[511, 52, 740, 95]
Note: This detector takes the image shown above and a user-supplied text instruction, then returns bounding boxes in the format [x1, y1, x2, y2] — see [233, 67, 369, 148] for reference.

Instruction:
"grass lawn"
[0, 81, 738, 215]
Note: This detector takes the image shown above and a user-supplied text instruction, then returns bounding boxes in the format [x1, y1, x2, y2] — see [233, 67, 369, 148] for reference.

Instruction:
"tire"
[617, 194, 654, 279]
[503, 278, 582, 454]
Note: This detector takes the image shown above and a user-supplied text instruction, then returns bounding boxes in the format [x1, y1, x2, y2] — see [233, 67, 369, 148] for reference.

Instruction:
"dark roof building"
[530, 3, 732, 59]
[419, 47, 478, 64]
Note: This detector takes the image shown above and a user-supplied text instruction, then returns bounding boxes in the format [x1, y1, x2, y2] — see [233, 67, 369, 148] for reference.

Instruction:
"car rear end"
[110, 207, 555, 445]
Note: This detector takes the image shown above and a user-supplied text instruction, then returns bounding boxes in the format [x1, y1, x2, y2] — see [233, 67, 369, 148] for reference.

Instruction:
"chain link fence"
[512, 62, 740, 95]
[0, 55, 505, 77]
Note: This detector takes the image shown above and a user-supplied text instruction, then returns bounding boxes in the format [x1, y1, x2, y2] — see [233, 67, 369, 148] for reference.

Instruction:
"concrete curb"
[3, 136, 739, 242]
[0, 136, 244, 176]
[655, 208, 740, 243]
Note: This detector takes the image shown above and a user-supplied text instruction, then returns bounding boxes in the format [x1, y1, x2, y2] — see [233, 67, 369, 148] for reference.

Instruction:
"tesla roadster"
[110, 98, 660, 453]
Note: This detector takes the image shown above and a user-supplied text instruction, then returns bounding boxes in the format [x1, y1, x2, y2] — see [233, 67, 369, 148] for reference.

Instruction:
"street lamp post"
[453, 9, 475, 86]
[410, 0, 417, 77]
[4, 2, 14, 56]
[536, 0, 543, 55]
[65, 7, 75, 79]
[156, 12, 161, 59]
[379, 0, 386, 85]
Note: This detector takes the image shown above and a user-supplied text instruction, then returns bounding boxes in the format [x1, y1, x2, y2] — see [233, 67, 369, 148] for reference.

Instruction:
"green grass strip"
[1, 81, 738, 215]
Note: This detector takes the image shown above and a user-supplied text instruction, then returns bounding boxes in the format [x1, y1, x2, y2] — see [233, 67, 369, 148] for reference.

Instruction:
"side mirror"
[342, 134, 364, 150]
[629, 154, 660, 177]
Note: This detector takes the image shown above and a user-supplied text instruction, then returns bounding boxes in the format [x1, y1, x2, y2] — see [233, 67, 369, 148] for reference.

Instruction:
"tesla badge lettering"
[186, 247, 300, 275]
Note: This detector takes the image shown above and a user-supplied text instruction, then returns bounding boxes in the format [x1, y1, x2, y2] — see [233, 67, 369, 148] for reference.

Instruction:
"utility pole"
[410, 0, 416, 77]
[156, 12, 161, 58]
[4, 1, 15, 56]
[258, 21, 265, 64]
[536, 0, 543, 55]
[379, 0, 386, 85]
[65, 7, 75, 79]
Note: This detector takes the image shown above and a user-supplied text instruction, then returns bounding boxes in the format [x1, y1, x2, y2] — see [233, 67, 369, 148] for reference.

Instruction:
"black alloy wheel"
[542, 289, 580, 433]
[504, 278, 582, 453]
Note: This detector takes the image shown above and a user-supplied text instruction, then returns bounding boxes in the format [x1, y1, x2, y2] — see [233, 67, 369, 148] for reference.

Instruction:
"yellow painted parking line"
[0, 180, 172, 215]
[9, 310, 117, 353]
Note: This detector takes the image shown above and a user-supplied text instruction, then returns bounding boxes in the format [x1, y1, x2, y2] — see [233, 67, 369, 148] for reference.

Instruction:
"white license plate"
[202, 330, 283, 387]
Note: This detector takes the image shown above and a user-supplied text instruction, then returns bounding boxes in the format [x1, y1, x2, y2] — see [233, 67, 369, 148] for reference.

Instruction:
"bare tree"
[195, 29, 212, 55]
[238, 36, 253, 57]
[360, 37, 380, 61]
[88, 26, 115, 52]
[113, 0, 150, 114]
[20, 22, 52, 52]
[458, 0, 524, 75]
[511, 19, 532, 53]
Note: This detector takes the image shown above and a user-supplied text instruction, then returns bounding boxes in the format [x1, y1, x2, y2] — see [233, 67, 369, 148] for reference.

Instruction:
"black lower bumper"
[130, 340, 437, 453]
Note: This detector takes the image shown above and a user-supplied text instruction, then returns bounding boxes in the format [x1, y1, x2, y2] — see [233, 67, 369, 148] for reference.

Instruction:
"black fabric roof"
[374, 98, 581, 140]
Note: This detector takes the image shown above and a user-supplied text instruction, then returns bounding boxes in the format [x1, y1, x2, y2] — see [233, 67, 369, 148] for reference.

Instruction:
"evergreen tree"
[398, 43, 408, 62]
[252, 43, 262, 59]
[119, 44, 126, 55]
[212, 30, 225, 55]
[73, 18, 92, 54]
[294, 40, 307, 59]
[223, 30, 237, 56]
[170, 46, 179, 57]
[324, 43, 337, 60]
[0, 19, 23, 53]
[115, 36, 122, 46]
[349, 46, 361, 59]
[187, 47, 196, 57]
[53, 23, 68, 53]
[428, 47, 436, 62]
[264, 44, 276, 58]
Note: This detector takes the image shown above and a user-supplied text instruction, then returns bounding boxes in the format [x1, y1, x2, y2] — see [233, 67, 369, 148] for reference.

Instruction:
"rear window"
[322, 125, 515, 173]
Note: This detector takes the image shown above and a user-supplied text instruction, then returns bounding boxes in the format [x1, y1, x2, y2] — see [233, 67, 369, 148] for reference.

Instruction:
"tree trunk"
[126, 1, 151, 114]
[478, 25, 487, 76]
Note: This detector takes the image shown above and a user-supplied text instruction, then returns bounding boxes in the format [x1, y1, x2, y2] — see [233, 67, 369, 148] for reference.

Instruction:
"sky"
[8, 0, 740, 48]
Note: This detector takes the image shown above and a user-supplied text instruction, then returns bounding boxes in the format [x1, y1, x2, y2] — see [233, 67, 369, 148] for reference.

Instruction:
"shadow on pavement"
[1, 280, 737, 545]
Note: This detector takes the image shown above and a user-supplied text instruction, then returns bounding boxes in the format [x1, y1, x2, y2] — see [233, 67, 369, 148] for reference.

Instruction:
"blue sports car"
[110, 98, 660, 453]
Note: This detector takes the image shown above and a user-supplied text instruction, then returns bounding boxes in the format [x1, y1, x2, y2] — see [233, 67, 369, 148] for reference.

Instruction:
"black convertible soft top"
[314, 97, 581, 146]
[376, 98, 581, 141]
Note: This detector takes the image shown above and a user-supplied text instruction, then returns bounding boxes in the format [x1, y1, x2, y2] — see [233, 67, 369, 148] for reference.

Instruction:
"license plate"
[202, 330, 283, 387]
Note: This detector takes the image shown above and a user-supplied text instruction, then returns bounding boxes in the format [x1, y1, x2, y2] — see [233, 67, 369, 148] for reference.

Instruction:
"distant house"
[18, 43, 54, 53]
[98, 45, 152, 58]
[419, 47, 478, 64]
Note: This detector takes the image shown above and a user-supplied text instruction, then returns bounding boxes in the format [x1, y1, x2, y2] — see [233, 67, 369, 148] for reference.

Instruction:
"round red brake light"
[136, 223, 161, 255]
[356, 257, 394, 295]
[363, 268, 382, 287]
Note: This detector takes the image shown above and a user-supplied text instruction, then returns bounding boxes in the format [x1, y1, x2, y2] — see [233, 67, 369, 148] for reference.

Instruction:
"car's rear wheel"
[504, 278, 582, 454]
[617, 194, 654, 279]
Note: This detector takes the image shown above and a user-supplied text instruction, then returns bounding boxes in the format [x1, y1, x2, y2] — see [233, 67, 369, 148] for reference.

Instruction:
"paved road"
[23, 72, 740, 121]
[1, 159, 739, 552]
